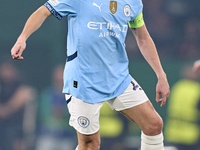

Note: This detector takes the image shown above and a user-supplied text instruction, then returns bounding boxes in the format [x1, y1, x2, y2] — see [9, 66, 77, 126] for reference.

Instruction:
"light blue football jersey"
[44, 0, 143, 104]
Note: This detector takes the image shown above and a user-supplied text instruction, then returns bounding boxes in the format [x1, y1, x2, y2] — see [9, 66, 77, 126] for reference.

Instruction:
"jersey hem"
[62, 75, 132, 104]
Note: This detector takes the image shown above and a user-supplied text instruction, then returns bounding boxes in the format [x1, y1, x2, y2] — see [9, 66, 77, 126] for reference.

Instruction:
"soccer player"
[193, 59, 200, 72]
[11, 0, 170, 150]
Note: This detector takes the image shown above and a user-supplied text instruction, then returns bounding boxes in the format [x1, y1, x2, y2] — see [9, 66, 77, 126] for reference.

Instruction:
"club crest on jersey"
[124, 5, 131, 17]
[110, 1, 117, 14]
[49, 0, 59, 6]
[78, 116, 90, 128]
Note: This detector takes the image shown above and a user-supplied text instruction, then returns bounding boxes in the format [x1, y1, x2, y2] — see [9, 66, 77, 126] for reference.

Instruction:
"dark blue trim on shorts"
[131, 81, 142, 91]
[44, 2, 62, 20]
[66, 96, 72, 104]
[67, 51, 77, 62]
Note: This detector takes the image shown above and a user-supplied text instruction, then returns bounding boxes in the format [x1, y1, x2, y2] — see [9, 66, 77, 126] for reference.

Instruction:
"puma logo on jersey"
[93, 3, 103, 11]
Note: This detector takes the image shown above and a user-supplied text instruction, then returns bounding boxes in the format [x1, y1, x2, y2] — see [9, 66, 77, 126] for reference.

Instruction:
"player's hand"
[11, 38, 26, 60]
[193, 60, 200, 73]
[156, 73, 170, 107]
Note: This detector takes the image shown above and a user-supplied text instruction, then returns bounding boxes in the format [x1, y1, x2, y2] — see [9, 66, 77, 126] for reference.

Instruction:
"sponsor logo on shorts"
[78, 116, 90, 128]
[49, 0, 59, 6]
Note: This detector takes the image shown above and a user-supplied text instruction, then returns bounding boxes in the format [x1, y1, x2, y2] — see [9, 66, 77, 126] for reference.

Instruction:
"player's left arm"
[129, 15, 170, 107]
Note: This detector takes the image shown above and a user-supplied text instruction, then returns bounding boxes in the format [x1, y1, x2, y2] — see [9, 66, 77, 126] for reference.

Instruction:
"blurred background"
[0, 0, 200, 150]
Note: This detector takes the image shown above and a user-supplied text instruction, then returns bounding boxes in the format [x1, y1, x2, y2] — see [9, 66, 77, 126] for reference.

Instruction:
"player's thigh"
[66, 95, 102, 148]
[107, 78, 149, 111]
[66, 94, 104, 135]
[120, 100, 163, 135]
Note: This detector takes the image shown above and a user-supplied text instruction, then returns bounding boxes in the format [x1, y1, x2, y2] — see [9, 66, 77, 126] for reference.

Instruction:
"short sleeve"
[44, 0, 78, 20]
[128, 12, 144, 28]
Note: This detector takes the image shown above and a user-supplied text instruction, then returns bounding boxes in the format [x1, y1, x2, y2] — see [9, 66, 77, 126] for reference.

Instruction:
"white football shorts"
[65, 78, 149, 135]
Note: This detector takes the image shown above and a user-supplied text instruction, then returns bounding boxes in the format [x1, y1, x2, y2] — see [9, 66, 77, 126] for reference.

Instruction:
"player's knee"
[86, 141, 100, 150]
[143, 116, 163, 135]
[81, 138, 100, 150]
[154, 117, 163, 131]
[88, 143, 100, 150]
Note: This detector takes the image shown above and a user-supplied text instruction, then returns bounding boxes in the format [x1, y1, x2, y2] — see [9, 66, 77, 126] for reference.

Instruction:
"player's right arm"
[11, 6, 52, 60]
